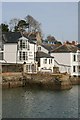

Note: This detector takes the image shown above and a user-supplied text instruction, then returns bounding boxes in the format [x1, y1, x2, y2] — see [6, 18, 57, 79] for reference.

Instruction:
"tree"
[1, 23, 9, 32]
[14, 26, 19, 32]
[25, 15, 42, 33]
[17, 20, 29, 31]
[66, 41, 71, 45]
[9, 18, 20, 31]
[47, 35, 57, 43]
[54, 41, 62, 46]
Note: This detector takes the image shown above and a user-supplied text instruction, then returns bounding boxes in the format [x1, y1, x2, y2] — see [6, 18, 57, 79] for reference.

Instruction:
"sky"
[1, 2, 78, 42]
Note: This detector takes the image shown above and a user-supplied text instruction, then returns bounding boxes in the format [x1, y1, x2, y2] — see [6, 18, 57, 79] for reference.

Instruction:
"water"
[0, 87, 2, 120]
[2, 86, 79, 118]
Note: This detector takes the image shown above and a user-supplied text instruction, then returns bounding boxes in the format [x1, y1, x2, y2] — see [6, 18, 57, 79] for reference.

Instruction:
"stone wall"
[2, 72, 80, 90]
[2, 74, 23, 88]
[70, 76, 80, 85]
[23, 73, 72, 90]
[2, 64, 23, 73]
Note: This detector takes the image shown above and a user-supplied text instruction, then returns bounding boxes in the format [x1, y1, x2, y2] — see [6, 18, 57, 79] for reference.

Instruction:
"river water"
[2, 86, 79, 118]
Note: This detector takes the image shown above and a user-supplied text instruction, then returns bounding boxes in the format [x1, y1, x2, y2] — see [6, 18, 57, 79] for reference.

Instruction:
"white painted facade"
[38, 57, 54, 73]
[3, 36, 37, 73]
[17, 37, 37, 64]
[51, 53, 71, 74]
[4, 36, 37, 64]
[51, 51, 80, 76]
[70, 50, 80, 76]
[4, 44, 17, 63]
[37, 45, 48, 54]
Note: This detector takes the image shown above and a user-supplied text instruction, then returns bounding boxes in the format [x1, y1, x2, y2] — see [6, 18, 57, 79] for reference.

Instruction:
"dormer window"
[20, 40, 22, 49]
[38, 47, 41, 51]
[23, 42, 25, 48]
[19, 39, 30, 50]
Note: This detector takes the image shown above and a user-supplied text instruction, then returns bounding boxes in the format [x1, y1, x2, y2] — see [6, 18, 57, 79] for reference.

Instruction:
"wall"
[28, 43, 35, 63]
[2, 64, 23, 72]
[39, 58, 54, 72]
[70, 52, 80, 76]
[38, 45, 48, 54]
[51, 53, 71, 74]
[2, 73, 72, 90]
[17, 43, 36, 64]
[4, 44, 17, 63]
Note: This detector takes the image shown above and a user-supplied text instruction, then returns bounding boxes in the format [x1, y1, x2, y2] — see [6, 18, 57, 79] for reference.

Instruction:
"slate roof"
[2, 32, 22, 43]
[41, 44, 57, 52]
[2, 32, 36, 44]
[76, 44, 80, 49]
[36, 51, 54, 58]
[23, 32, 37, 42]
[51, 44, 77, 53]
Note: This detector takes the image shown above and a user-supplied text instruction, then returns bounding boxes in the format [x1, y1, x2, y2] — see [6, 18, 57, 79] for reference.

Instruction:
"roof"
[51, 44, 77, 53]
[2, 32, 36, 44]
[41, 44, 57, 52]
[23, 32, 37, 42]
[2, 32, 22, 43]
[76, 44, 80, 49]
[36, 51, 54, 58]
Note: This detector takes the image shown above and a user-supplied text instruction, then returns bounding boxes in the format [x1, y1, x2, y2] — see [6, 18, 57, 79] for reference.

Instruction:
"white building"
[4, 43, 17, 63]
[36, 51, 54, 73]
[37, 44, 57, 54]
[70, 50, 80, 76]
[51, 44, 80, 76]
[37, 45, 49, 54]
[3, 32, 37, 73]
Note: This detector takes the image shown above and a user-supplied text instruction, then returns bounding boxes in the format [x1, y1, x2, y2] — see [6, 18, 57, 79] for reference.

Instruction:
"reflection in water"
[0, 64, 2, 119]
[2, 86, 78, 118]
[0, 88, 2, 120]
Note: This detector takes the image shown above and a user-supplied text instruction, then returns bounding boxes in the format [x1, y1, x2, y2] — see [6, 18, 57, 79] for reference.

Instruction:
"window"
[28, 65, 31, 72]
[78, 66, 80, 73]
[23, 52, 25, 60]
[26, 52, 28, 60]
[25, 41, 27, 49]
[38, 47, 41, 51]
[19, 51, 28, 61]
[73, 66, 76, 72]
[27, 42, 30, 50]
[73, 55, 76, 61]
[77, 55, 80, 62]
[20, 40, 22, 49]
[49, 59, 53, 64]
[22, 42, 25, 48]
[19, 40, 29, 49]
[44, 59, 47, 64]
[0, 53, 3, 60]
[19, 51, 22, 60]
[51, 59, 52, 63]
[49, 59, 51, 64]
[26, 65, 28, 72]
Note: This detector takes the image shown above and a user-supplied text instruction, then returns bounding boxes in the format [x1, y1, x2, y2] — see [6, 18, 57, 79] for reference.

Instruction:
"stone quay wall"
[2, 72, 77, 90]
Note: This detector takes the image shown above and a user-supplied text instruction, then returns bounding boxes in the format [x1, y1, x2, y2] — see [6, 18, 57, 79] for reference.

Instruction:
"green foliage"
[54, 41, 62, 45]
[17, 20, 29, 31]
[14, 26, 19, 32]
[47, 35, 56, 42]
[1, 23, 9, 32]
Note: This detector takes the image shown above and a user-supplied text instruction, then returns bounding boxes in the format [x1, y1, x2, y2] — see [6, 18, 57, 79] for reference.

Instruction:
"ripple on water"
[2, 86, 78, 118]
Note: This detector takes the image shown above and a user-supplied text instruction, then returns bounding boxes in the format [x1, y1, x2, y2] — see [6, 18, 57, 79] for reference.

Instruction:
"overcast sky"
[1, 2, 78, 42]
